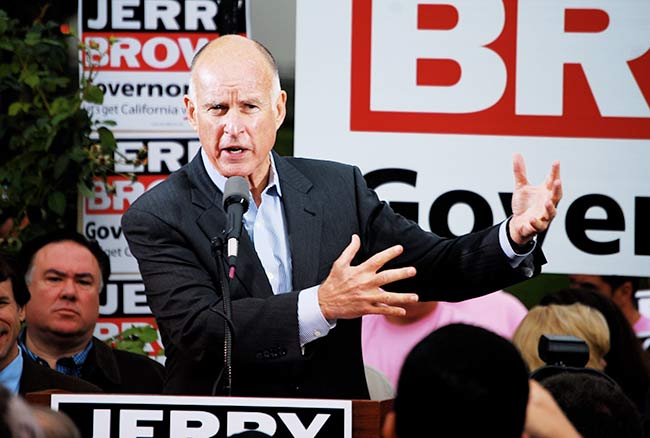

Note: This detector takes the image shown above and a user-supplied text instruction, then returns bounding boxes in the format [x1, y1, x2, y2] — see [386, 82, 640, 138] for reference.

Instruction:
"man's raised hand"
[509, 153, 563, 245]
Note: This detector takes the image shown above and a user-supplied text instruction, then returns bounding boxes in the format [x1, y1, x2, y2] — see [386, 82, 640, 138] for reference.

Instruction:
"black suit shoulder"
[19, 352, 102, 396]
[84, 337, 165, 394]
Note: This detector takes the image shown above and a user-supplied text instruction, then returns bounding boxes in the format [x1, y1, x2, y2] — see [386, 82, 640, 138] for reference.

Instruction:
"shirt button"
[314, 330, 322, 337]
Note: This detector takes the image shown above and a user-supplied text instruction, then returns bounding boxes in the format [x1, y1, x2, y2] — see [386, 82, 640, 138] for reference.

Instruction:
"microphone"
[222, 176, 250, 277]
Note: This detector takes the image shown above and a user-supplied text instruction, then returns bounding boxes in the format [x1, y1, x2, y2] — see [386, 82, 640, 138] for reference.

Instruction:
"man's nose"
[223, 111, 245, 135]
[59, 278, 78, 298]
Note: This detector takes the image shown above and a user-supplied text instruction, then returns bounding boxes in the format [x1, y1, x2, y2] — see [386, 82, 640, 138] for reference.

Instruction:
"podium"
[26, 391, 392, 438]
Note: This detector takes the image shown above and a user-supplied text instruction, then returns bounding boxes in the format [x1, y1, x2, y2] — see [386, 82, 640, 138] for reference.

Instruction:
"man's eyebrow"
[44, 269, 95, 281]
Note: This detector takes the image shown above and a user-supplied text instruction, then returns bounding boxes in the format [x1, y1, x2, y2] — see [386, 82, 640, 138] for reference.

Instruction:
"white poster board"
[294, 0, 650, 276]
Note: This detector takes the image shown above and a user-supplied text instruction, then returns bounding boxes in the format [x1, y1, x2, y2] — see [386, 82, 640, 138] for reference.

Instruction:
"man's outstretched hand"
[509, 153, 562, 246]
[318, 235, 418, 321]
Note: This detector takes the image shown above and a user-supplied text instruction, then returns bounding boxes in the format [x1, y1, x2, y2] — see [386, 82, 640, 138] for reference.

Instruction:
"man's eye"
[46, 277, 62, 283]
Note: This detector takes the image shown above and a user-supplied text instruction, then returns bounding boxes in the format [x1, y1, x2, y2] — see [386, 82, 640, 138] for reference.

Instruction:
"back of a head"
[31, 405, 81, 438]
[541, 371, 643, 438]
[541, 288, 650, 410]
[0, 385, 44, 438]
[394, 323, 529, 438]
[512, 303, 610, 371]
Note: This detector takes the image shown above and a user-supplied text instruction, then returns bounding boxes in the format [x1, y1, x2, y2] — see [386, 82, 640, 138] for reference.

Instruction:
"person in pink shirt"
[362, 290, 527, 389]
[569, 275, 650, 335]
[446, 290, 528, 339]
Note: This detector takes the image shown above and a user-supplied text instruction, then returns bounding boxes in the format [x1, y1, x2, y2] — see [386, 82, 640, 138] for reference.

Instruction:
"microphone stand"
[211, 234, 233, 396]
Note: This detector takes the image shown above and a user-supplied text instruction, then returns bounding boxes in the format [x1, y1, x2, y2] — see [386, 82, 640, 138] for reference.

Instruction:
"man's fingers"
[375, 266, 417, 286]
[513, 153, 529, 188]
[334, 234, 361, 268]
[363, 243, 405, 271]
[551, 178, 563, 205]
[547, 160, 561, 190]
[368, 292, 419, 317]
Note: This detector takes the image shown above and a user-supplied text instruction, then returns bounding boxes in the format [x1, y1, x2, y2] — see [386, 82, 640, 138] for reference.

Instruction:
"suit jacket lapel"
[275, 153, 323, 291]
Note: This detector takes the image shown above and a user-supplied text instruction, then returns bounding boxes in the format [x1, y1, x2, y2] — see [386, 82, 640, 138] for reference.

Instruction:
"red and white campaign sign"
[78, 0, 248, 132]
[294, 0, 650, 275]
[81, 135, 201, 278]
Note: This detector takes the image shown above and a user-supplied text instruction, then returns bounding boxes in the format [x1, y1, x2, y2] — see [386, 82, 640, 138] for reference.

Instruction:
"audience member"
[0, 255, 100, 395]
[17, 231, 165, 394]
[540, 371, 643, 438]
[541, 288, 650, 433]
[569, 275, 650, 334]
[362, 301, 473, 389]
[31, 405, 81, 438]
[0, 384, 45, 438]
[513, 303, 610, 372]
[524, 380, 583, 438]
[363, 290, 527, 389]
[381, 323, 580, 438]
[445, 289, 528, 338]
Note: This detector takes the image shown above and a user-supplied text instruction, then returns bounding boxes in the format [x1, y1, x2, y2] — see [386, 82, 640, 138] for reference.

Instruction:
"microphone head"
[223, 176, 250, 212]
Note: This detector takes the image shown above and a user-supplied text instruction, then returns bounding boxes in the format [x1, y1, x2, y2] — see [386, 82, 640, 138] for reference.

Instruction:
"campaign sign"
[51, 394, 352, 438]
[295, 0, 650, 276]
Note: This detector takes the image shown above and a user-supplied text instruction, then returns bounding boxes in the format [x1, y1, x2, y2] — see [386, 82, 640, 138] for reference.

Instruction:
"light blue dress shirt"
[201, 149, 534, 347]
[0, 346, 23, 394]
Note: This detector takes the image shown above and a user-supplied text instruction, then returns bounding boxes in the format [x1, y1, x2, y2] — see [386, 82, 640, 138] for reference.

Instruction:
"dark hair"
[0, 254, 30, 306]
[0, 385, 12, 438]
[394, 323, 529, 438]
[19, 230, 111, 290]
[541, 288, 650, 418]
[541, 372, 643, 438]
[603, 276, 642, 308]
[601, 276, 641, 293]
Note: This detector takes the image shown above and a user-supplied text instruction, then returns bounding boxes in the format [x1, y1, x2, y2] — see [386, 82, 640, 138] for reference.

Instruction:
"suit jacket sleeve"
[121, 175, 305, 371]
[349, 165, 545, 301]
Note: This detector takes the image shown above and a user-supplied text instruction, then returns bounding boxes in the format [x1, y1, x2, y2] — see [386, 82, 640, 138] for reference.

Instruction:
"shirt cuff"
[499, 219, 536, 269]
[298, 285, 336, 347]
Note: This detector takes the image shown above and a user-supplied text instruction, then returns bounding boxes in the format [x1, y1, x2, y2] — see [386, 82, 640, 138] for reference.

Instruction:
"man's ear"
[613, 281, 634, 307]
[274, 90, 287, 130]
[382, 411, 397, 438]
[184, 95, 198, 131]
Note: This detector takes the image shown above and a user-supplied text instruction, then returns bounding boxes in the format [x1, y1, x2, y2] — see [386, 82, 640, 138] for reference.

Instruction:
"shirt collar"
[0, 345, 23, 394]
[18, 328, 93, 376]
[200, 148, 282, 198]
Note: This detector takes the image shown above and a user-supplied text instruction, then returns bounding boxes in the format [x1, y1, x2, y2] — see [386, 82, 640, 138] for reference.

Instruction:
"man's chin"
[47, 326, 88, 339]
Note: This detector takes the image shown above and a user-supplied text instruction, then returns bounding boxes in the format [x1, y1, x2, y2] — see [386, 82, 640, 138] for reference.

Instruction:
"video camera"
[537, 334, 589, 368]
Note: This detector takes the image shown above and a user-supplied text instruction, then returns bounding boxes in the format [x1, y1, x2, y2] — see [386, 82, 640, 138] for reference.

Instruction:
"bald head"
[188, 35, 281, 102]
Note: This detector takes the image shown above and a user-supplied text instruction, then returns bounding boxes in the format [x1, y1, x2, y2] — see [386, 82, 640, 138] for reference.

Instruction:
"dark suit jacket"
[79, 337, 165, 394]
[20, 351, 102, 396]
[122, 151, 544, 398]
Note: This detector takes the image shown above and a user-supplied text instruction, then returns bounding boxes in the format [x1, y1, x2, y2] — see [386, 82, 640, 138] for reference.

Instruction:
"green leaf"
[25, 31, 41, 46]
[24, 71, 40, 88]
[8, 102, 30, 116]
[50, 96, 72, 113]
[47, 191, 66, 216]
[54, 155, 70, 179]
[98, 126, 116, 150]
[77, 182, 94, 198]
[84, 85, 104, 104]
